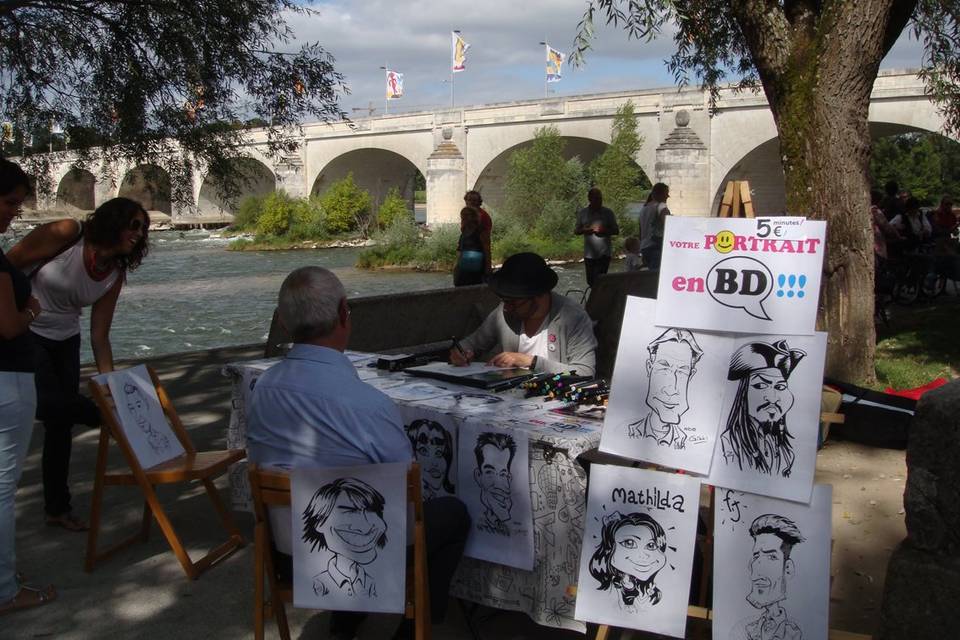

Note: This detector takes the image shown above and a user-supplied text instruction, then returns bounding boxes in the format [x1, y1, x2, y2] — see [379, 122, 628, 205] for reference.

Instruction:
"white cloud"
[286, 2, 925, 115]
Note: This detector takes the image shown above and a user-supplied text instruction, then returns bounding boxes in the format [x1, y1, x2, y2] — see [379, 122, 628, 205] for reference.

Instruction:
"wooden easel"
[717, 180, 755, 218]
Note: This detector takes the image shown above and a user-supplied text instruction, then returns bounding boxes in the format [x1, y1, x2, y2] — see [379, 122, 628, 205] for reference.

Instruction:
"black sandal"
[45, 513, 88, 532]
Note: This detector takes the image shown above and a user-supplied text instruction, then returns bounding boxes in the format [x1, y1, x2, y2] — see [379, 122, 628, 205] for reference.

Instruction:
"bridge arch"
[119, 164, 172, 215]
[709, 116, 957, 216]
[56, 168, 95, 211]
[471, 136, 630, 213]
[311, 148, 423, 212]
[197, 157, 276, 217]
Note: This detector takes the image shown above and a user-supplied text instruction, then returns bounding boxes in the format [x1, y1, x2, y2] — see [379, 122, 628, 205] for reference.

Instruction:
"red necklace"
[84, 245, 114, 281]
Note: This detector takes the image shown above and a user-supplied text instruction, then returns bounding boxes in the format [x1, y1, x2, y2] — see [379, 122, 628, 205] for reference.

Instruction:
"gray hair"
[278, 266, 346, 342]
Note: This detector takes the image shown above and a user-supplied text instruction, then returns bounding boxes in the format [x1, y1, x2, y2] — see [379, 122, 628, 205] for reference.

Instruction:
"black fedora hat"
[488, 252, 558, 298]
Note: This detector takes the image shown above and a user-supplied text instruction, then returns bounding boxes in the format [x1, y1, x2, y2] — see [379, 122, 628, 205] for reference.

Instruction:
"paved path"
[8, 345, 904, 639]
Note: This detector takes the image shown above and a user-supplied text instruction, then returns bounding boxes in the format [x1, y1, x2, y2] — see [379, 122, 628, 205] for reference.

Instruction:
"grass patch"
[875, 297, 960, 390]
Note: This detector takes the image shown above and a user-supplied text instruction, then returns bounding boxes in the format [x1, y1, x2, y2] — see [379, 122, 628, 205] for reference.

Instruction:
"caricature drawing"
[719, 340, 806, 477]
[302, 477, 388, 598]
[473, 432, 516, 536]
[589, 511, 667, 612]
[405, 419, 455, 500]
[729, 514, 806, 640]
[123, 382, 171, 454]
[624, 328, 703, 449]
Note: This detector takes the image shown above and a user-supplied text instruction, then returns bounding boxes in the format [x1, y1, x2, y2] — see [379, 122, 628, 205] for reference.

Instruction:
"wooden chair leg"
[84, 427, 111, 572]
[253, 523, 265, 640]
[140, 483, 198, 580]
[140, 500, 152, 541]
[202, 477, 245, 545]
[595, 624, 612, 640]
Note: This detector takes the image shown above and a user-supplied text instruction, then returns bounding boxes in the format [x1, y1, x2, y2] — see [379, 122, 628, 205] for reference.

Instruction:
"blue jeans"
[0, 371, 36, 601]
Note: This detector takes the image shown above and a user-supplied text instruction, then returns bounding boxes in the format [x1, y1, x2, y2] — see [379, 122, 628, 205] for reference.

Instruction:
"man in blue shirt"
[248, 266, 469, 640]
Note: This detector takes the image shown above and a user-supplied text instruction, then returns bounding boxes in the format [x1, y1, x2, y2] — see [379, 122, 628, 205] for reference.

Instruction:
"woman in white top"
[7, 197, 149, 531]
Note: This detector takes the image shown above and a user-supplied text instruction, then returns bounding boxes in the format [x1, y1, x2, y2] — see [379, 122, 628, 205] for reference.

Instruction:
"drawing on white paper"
[624, 329, 703, 450]
[302, 477, 387, 598]
[474, 432, 515, 536]
[103, 364, 185, 469]
[291, 463, 407, 613]
[458, 421, 534, 570]
[714, 485, 832, 640]
[122, 382, 171, 454]
[589, 511, 668, 611]
[600, 296, 732, 475]
[406, 419, 456, 500]
[719, 340, 806, 477]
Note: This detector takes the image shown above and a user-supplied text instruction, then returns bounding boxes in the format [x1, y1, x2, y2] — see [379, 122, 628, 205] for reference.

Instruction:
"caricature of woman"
[405, 419, 455, 500]
[589, 511, 668, 611]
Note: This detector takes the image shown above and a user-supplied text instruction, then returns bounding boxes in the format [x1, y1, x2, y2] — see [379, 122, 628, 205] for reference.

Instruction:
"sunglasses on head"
[128, 218, 148, 232]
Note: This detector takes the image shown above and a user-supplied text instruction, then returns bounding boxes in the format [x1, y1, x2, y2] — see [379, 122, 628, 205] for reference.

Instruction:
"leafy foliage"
[588, 101, 650, 237]
[320, 173, 372, 235]
[233, 194, 267, 231]
[377, 187, 414, 228]
[503, 126, 587, 227]
[0, 1, 347, 200]
[871, 132, 960, 205]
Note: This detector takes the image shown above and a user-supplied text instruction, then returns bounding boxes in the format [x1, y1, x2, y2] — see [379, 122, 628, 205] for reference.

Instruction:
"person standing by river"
[7, 197, 150, 532]
[574, 187, 619, 287]
[454, 206, 486, 286]
[638, 183, 670, 270]
[0, 159, 57, 614]
[463, 190, 492, 275]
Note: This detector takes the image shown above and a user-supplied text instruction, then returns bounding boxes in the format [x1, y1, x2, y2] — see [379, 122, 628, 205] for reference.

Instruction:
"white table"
[222, 355, 602, 632]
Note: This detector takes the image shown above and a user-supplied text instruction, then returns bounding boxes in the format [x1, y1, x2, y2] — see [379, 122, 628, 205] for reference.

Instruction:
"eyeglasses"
[128, 218, 149, 232]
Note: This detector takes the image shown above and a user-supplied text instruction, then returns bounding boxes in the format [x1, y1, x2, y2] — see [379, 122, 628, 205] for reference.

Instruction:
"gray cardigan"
[461, 292, 597, 377]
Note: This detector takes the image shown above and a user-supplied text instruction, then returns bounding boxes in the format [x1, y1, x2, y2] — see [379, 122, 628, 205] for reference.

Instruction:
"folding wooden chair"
[86, 366, 246, 579]
[249, 462, 430, 640]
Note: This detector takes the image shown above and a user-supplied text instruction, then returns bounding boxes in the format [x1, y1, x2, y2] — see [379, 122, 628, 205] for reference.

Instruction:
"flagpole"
[539, 41, 548, 98]
[380, 65, 389, 115]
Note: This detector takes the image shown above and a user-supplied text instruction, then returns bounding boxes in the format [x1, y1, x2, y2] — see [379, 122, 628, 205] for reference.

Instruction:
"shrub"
[320, 173, 371, 234]
[232, 194, 264, 230]
[356, 217, 421, 268]
[414, 223, 459, 270]
[255, 191, 297, 236]
[377, 187, 414, 228]
[533, 198, 576, 243]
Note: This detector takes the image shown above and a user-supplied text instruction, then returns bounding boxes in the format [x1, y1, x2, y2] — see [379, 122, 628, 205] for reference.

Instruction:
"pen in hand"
[450, 336, 472, 366]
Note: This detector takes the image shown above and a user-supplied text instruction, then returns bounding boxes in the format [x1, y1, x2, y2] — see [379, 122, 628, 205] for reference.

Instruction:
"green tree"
[503, 126, 587, 228]
[377, 187, 414, 228]
[871, 133, 959, 204]
[574, 0, 960, 383]
[0, 1, 346, 201]
[320, 173, 372, 235]
[256, 191, 298, 237]
[589, 101, 650, 236]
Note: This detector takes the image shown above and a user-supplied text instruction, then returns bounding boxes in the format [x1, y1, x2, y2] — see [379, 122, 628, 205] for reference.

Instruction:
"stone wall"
[879, 379, 960, 638]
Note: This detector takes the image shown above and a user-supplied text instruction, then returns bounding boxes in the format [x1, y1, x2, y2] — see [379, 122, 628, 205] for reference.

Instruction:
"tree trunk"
[751, 2, 895, 384]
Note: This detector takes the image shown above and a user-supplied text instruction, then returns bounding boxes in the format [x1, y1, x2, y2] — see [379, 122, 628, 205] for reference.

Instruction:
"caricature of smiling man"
[302, 477, 388, 598]
[625, 329, 703, 449]
[473, 432, 516, 536]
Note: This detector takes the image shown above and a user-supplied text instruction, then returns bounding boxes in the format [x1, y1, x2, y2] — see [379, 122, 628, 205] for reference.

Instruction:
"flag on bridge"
[546, 44, 564, 83]
[452, 31, 470, 72]
[386, 70, 404, 100]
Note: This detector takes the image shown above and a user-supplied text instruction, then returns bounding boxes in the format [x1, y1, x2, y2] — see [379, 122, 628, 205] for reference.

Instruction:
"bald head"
[278, 266, 347, 343]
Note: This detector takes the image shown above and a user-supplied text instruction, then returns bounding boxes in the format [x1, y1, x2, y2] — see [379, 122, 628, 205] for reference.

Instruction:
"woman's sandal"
[44, 512, 88, 532]
[0, 584, 57, 616]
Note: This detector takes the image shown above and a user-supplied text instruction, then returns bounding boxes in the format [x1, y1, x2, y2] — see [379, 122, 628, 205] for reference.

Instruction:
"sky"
[285, 1, 926, 116]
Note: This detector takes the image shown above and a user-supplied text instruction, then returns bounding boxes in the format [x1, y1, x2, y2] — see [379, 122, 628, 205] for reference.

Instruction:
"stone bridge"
[31, 69, 950, 224]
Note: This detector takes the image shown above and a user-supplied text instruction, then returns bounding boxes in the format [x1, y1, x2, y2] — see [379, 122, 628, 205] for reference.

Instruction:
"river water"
[41, 230, 591, 364]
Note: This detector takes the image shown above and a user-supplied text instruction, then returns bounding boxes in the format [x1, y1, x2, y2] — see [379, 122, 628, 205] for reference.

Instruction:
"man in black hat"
[719, 340, 806, 477]
[449, 252, 597, 376]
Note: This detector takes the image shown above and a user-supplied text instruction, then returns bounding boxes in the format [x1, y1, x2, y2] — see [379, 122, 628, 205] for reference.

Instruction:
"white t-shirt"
[518, 328, 550, 361]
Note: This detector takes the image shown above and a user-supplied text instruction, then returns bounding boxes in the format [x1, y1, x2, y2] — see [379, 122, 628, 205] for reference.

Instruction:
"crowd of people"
[872, 179, 959, 300]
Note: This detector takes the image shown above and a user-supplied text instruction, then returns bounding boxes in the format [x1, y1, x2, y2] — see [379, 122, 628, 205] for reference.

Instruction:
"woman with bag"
[453, 206, 486, 287]
[7, 197, 150, 531]
[0, 158, 56, 614]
